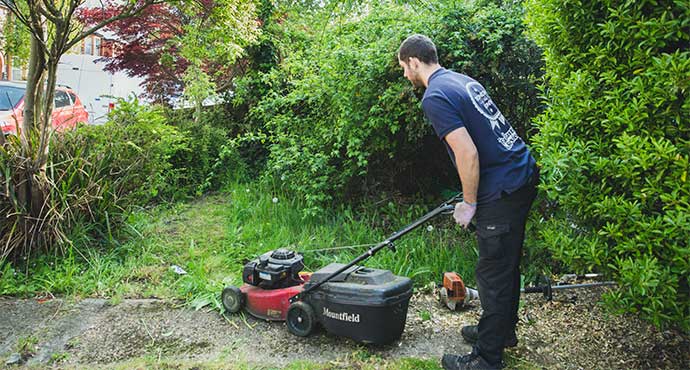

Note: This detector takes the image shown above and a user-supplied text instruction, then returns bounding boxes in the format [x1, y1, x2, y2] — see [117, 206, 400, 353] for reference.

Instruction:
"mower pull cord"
[289, 193, 463, 304]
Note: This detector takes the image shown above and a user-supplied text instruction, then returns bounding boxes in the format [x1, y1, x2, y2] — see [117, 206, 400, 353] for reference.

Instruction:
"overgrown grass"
[0, 181, 477, 311]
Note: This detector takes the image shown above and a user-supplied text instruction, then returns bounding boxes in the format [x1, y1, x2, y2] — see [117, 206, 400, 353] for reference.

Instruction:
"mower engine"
[242, 248, 305, 289]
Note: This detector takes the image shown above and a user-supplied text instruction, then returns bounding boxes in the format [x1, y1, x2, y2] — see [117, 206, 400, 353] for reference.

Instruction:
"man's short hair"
[398, 34, 438, 65]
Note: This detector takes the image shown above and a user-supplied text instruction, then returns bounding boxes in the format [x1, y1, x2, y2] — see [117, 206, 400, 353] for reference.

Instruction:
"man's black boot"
[460, 325, 518, 348]
[441, 351, 503, 370]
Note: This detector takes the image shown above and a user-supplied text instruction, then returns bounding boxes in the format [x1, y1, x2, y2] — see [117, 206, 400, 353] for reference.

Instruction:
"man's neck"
[422, 64, 442, 88]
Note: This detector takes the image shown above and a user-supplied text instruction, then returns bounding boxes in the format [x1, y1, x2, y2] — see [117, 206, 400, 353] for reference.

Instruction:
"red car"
[0, 81, 89, 135]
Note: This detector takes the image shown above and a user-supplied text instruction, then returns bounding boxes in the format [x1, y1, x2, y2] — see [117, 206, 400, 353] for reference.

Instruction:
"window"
[84, 38, 93, 55]
[95, 37, 101, 56]
[54, 91, 71, 108]
[68, 92, 77, 105]
[0, 86, 25, 110]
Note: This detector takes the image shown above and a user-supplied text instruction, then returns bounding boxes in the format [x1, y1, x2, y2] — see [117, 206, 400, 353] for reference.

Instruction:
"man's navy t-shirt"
[422, 68, 535, 204]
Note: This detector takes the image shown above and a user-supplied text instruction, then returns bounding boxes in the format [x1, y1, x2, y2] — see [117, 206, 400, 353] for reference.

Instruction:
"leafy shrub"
[434, 3, 544, 139]
[166, 105, 260, 184]
[0, 98, 246, 260]
[0, 102, 183, 259]
[525, 0, 690, 329]
[166, 117, 229, 196]
[78, 98, 185, 203]
[236, 0, 543, 215]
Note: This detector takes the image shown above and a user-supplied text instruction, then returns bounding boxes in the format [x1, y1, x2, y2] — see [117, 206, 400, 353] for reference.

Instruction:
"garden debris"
[170, 265, 187, 275]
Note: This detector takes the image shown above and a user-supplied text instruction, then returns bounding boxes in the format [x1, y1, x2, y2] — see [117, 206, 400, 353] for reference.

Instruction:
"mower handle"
[289, 193, 465, 303]
[385, 194, 461, 243]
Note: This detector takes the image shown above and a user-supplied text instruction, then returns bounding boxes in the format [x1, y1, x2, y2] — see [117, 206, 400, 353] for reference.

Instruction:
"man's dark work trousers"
[473, 174, 538, 365]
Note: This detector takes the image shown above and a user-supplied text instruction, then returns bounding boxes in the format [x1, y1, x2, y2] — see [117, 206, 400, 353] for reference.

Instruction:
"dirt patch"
[0, 287, 688, 369]
[513, 288, 689, 370]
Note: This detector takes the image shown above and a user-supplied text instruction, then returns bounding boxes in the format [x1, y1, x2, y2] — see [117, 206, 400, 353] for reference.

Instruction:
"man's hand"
[453, 202, 476, 228]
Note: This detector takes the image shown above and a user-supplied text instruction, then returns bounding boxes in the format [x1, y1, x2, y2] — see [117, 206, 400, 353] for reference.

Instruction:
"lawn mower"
[221, 193, 462, 344]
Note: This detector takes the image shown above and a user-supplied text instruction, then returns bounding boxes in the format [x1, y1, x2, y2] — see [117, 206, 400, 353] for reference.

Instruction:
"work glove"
[453, 201, 476, 229]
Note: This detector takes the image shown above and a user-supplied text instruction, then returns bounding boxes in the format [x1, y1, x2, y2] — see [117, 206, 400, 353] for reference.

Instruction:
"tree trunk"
[14, 33, 47, 257]
[195, 101, 202, 124]
[38, 58, 58, 168]
[21, 33, 46, 151]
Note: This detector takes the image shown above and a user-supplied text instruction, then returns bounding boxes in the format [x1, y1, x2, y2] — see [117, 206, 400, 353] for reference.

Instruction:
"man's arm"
[445, 127, 479, 204]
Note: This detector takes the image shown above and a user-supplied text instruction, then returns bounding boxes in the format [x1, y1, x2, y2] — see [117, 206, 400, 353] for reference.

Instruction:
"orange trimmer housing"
[443, 272, 467, 303]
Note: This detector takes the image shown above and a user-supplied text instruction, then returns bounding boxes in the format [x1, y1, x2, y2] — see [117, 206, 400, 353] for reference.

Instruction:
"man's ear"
[408, 57, 420, 70]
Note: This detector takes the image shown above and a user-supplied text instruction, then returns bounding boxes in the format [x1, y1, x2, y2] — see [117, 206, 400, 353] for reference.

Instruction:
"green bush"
[166, 105, 258, 187]
[0, 98, 248, 261]
[237, 0, 543, 215]
[76, 98, 185, 204]
[0, 100, 183, 259]
[434, 3, 544, 140]
[525, 0, 690, 329]
[166, 118, 229, 196]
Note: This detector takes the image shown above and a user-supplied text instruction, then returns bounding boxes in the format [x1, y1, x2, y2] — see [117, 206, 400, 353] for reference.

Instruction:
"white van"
[87, 95, 116, 125]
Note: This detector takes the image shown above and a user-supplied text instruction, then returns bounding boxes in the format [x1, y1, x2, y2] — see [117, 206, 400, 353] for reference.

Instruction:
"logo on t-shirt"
[465, 82, 518, 150]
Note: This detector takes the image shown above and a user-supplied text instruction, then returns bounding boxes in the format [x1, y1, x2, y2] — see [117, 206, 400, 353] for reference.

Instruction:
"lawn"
[1, 181, 478, 313]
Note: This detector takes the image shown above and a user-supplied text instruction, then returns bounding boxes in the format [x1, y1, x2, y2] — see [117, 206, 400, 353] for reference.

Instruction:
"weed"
[49, 352, 69, 364]
[65, 337, 81, 350]
[17, 335, 38, 359]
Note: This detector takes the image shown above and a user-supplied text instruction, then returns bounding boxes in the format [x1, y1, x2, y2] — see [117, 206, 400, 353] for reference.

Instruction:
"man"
[398, 34, 538, 370]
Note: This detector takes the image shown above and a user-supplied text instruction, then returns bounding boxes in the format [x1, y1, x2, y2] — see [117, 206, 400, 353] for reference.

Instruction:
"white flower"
[281, 175, 286, 181]
[426, 225, 434, 232]
[246, 189, 250, 193]
[272, 197, 279, 203]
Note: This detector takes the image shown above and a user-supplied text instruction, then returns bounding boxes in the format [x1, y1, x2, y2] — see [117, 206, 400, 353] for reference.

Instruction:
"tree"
[78, 3, 187, 102]
[232, 0, 543, 215]
[0, 0, 160, 258]
[84, 0, 260, 105]
[176, 0, 259, 121]
[1, 11, 31, 72]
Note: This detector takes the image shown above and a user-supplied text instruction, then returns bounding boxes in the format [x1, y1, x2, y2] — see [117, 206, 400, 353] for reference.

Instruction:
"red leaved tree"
[78, 3, 188, 103]
[80, 0, 258, 104]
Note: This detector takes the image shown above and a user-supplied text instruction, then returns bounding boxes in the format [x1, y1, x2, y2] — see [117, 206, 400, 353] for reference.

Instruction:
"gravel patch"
[0, 286, 687, 369]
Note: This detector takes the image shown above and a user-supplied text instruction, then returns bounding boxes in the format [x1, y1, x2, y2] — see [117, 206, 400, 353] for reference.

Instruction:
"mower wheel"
[286, 301, 316, 337]
[221, 286, 245, 313]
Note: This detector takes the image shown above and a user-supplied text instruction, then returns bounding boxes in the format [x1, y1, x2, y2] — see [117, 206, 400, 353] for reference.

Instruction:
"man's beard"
[411, 78, 424, 88]
[409, 73, 424, 88]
